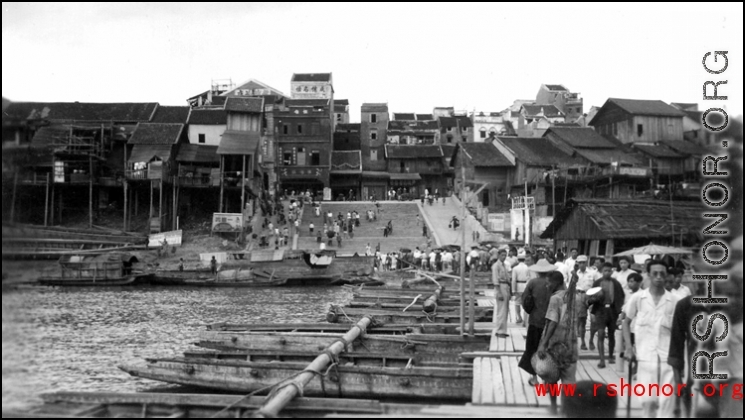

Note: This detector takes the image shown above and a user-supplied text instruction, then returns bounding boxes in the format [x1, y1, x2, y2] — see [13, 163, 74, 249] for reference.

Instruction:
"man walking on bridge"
[492, 249, 510, 338]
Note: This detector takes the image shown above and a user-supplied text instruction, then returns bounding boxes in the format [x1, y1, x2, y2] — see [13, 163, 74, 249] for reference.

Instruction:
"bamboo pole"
[459, 166, 466, 337]
[172, 181, 177, 231]
[159, 180, 163, 232]
[44, 173, 50, 226]
[254, 317, 373, 418]
[241, 155, 246, 218]
[123, 142, 128, 231]
[89, 154, 93, 228]
[10, 172, 18, 223]
[219, 156, 224, 213]
[50, 181, 55, 226]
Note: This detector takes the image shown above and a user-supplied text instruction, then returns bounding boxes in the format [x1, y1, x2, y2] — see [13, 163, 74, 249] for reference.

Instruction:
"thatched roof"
[541, 199, 705, 241]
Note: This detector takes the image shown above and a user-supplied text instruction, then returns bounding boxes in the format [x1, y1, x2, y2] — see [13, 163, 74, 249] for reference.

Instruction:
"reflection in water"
[2, 285, 352, 410]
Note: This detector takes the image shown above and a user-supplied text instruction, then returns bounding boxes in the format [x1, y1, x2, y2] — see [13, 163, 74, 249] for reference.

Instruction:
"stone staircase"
[296, 202, 429, 255]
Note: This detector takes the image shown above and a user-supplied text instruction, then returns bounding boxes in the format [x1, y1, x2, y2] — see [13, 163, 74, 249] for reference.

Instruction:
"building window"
[447, 126, 453, 132]
[297, 124, 303, 134]
[310, 150, 320, 166]
[462, 136, 467, 142]
[613, 123, 618, 136]
[371, 130, 377, 140]
[198, 133, 205, 144]
[400, 161, 405, 172]
[447, 135, 453, 143]
[336, 114, 342, 122]
[283, 153, 292, 166]
[480, 129, 486, 139]
[371, 149, 378, 161]
[370, 114, 377, 123]
[637, 124, 643, 137]
[283, 124, 289, 135]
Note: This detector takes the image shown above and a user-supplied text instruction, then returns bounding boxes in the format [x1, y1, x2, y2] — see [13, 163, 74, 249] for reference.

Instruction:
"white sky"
[3, 2, 743, 122]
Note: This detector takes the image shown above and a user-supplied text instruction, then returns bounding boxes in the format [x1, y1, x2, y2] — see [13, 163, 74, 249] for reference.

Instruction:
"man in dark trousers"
[518, 259, 555, 386]
[591, 262, 624, 368]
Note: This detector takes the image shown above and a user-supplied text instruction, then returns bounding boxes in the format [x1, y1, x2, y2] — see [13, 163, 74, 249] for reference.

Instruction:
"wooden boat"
[2, 391, 454, 418]
[206, 322, 472, 335]
[345, 300, 493, 315]
[37, 253, 151, 287]
[326, 305, 490, 324]
[194, 331, 490, 364]
[343, 284, 494, 297]
[119, 358, 473, 401]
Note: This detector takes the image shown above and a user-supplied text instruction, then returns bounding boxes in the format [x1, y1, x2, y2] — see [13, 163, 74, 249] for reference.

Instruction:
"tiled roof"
[573, 148, 643, 166]
[498, 137, 582, 166]
[456, 115, 473, 128]
[335, 99, 349, 106]
[522, 104, 564, 118]
[292, 73, 332, 82]
[659, 140, 710, 156]
[128, 123, 184, 145]
[671, 102, 698, 111]
[439, 116, 457, 129]
[209, 97, 227, 106]
[458, 143, 513, 167]
[416, 114, 434, 120]
[128, 144, 173, 163]
[217, 131, 261, 155]
[441, 144, 456, 160]
[385, 145, 443, 159]
[225, 97, 264, 113]
[393, 113, 416, 121]
[3, 102, 157, 122]
[187, 109, 227, 125]
[361, 103, 388, 112]
[336, 123, 360, 132]
[545, 127, 616, 149]
[176, 144, 219, 163]
[545, 84, 568, 91]
[151, 106, 190, 124]
[606, 98, 685, 117]
[286, 99, 329, 107]
[331, 151, 361, 171]
[632, 144, 686, 159]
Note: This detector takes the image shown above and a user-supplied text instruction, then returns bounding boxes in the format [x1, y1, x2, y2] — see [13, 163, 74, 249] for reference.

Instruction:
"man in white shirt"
[564, 248, 578, 272]
[575, 255, 601, 350]
[442, 250, 453, 272]
[492, 249, 511, 337]
[669, 268, 692, 299]
[612, 256, 634, 293]
[554, 251, 571, 284]
[413, 247, 422, 266]
[505, 248, 519, 272]
[429, 250, 437, 271]
[466, 246, 480, 272]
[623, 259, 681, 418]
[511, 253, 533, 325]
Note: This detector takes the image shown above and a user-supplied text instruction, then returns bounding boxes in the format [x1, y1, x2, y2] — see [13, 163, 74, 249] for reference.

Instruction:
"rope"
[423, 310, 438, 323]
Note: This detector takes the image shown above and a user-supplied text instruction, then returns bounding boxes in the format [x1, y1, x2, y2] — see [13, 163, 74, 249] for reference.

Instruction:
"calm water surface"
[2, 285, 352, 410]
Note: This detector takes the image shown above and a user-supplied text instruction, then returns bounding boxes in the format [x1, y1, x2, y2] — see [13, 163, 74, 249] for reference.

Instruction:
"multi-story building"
[360, 103, 389, 200]
[437, 115, 473, 144]
[589, 98, 685, 144]
[334, 99, 350, 124]
[471, 112, 514, 142]
[451, 142, 514, 210]
[385, 144, 446, 197]
[535, 84, 583, 122]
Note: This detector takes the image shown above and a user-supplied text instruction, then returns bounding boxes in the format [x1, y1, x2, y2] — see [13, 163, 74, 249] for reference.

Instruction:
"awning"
[176, 144, 219, 163]
[330, 169, 362, 175]
[128, 144, 172, 163]
[217, 131, 261, 155]
[362, 171, 390, 178]
[389, 173, 421, 181]
[330, 177, 360, 187]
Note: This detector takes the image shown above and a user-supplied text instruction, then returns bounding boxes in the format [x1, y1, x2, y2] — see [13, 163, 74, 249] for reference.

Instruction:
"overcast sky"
[3, 3, 743, 122]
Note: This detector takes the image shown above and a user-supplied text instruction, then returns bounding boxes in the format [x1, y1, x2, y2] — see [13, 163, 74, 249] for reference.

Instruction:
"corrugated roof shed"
[225, 97, 264, 113]
[385, 145, 443, 159]
[331, 151, 362, 171]
[217, 131, 261, 155]
[541, 199, 705, 240]
[633, 144, 686, 159]
[498, 137, 582, 166]
[151, 106, 190, 124]
[3, 102, 158, 122]
[607, 98, 685, 117]
[545, 127, 616, 148]
[393, 113, 416, 121]
[128, 123, 183, 145]
[458, 143, 513, 167]
[187, 109, 227, 125]
[176, 144, 219, 163]
[292, 73, 332, 82]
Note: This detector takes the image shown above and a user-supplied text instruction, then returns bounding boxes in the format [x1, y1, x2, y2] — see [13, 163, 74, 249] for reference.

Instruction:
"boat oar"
[253, 316, 373, 418]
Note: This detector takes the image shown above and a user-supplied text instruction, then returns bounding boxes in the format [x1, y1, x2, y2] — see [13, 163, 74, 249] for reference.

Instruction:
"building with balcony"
[329, 150, 362, 200]
[472, 112, 514, 142]
[535, 84, 583, 122]
[384, 144, 445, 198]
[451, 142, 514, 210]
[360, 103, 389, 200]
[386, 119, 439, 145]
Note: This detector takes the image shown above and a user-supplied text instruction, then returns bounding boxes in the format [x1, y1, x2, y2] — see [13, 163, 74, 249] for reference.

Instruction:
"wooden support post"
[149, 180, 154, 219]
[123, 142, 128, 231]
[134, 187, 139, 217]
[44, 173, 50, 226]
[172, 181, 177, 231]
[219, 156, 224, 213]
[159, 180, 163, 230]
[50, 181, 55, 226]
[468, 261, 475, 336]
[241, 155, 246, 219]
[89, 154, 94, 228]
[59, 191, 64, 224]
[459, 166, 466, 337]
[10, 172, 18, 223]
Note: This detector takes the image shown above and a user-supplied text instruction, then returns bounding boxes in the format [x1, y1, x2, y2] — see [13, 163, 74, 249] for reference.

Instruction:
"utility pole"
[459, 166, 466, 337]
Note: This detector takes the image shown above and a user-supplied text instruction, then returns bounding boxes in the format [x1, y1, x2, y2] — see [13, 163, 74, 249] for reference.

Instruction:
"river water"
[1, 285, 352, 410]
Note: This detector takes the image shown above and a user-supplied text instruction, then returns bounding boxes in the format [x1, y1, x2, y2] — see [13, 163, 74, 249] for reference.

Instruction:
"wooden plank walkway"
[471, 322, 644, 417]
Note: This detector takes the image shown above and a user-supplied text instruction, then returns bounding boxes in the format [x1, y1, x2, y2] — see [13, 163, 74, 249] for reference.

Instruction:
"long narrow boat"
[38, 275, 139, 287]
[119, 358, 473, 401]
[2, 391, 457, 418]
[194, 331, 490, 364]
[37, 253, 152, 287]
[325, 305, 490, 324]
[343, 285, 494, 297]
[205, 322, 473, 335]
